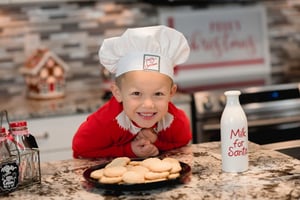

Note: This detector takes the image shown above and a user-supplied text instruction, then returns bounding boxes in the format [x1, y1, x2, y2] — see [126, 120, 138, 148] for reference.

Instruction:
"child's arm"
[72, 113, 137, 158]
[154, 110, 192, 151]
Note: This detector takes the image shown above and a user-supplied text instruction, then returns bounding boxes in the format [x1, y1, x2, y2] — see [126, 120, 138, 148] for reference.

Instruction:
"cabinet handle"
[34, 132, 49, 140]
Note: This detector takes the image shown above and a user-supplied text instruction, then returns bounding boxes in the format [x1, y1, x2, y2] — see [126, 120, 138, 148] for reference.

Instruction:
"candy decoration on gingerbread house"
[20, 49, 69, 99]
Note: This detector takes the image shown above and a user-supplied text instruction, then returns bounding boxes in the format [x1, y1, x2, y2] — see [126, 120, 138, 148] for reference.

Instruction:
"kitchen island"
[1, 142, 299, 200]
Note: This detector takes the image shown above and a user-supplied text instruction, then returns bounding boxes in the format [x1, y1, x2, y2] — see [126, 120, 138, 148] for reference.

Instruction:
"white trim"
[116, 111, 174, 134]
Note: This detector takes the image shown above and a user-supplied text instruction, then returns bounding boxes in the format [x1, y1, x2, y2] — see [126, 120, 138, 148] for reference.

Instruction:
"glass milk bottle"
[0, 127, 10, 162]
[220, 90, 248, 172]
[0, 127, 19, 193]
[9, 121, 33, 186]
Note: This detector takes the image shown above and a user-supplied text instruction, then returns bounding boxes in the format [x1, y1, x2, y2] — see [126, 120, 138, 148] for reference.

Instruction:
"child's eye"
[155, 92, 164, 96]
[131, 91, 141, 96]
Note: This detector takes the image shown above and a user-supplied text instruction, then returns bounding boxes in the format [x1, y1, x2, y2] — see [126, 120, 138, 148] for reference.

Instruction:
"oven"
[192, 82, 300, 159]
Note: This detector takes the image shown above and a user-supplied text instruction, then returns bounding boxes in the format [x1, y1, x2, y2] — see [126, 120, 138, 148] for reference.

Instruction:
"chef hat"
[98, 25, 190, 80]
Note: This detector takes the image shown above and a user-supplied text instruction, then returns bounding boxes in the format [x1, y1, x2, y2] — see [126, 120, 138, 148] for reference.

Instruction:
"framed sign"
[159, 5, 270, 91]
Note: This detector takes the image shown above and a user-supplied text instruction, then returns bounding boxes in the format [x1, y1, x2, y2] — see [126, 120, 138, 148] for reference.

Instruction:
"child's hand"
[135, 128, 157, 143]
[131, 138, 159, 158]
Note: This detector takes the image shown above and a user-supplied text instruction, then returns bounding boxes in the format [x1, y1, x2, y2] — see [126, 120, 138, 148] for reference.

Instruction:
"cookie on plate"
[105, 157, 130, 168]
[145, 178, 167, 183]
[122, 171, 145, 184]
[90, 168, 104, 179]
[168, 172, 180, 179]
[99, 176, 123, 184]
[144, 171, 170, 180]
[103, 166, 127, 177]
[141, 157, 161, 168]
[162, 157, 182, 173]
[147, 160, 172, 173]
[128, 165, 149, 175]
[128, 160, 142, 166]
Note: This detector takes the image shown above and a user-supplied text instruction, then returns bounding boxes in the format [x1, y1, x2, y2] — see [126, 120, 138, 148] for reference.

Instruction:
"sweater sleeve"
[72, 116, 136, 158]
[72, 99, 137, 158]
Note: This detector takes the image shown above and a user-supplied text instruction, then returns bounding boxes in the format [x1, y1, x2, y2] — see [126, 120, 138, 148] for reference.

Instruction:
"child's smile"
[113, 70, 177, 128]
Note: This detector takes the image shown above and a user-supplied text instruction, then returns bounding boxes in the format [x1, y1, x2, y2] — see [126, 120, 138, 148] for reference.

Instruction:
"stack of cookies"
[90, 157, 182, 184]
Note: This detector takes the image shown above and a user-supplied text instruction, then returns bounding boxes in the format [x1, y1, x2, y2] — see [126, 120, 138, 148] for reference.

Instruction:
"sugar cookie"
[141, 157, 161, 168]
[168, 172, 180, 179]
[128, 165, 149, 175]
[128, 160, 142, 166]
[103, 166, 127, 177]
[90, 169, 104, 179]
[99, 176, 122, 184]
[163, 158, 182, 173]
[145, 178, 167, 183]
[122, 171, 145, 184]
[145, 171, 170, 180]
[148, 160, 172, 172]
[105, 157, 130, 168]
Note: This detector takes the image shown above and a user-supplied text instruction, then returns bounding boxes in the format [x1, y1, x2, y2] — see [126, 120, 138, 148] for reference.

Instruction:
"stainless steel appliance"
[192, 82, 300, 159]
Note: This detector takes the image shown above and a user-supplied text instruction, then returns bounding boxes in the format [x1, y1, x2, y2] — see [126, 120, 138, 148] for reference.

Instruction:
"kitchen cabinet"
[27, 113, 88, 162]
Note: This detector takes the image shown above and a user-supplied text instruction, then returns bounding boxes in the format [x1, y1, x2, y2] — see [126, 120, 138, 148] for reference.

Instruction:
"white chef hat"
[98, 25, 190, 80]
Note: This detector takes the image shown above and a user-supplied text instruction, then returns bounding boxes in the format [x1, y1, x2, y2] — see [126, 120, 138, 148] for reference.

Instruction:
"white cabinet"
[27, 114, 88, 162]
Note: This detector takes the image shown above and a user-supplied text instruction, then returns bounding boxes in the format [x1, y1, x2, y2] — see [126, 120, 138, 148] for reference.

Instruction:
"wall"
[0, 0, 300, 93]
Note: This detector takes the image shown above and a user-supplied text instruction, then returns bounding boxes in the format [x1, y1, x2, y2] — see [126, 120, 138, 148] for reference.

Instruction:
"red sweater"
[72, 97, 192, 158]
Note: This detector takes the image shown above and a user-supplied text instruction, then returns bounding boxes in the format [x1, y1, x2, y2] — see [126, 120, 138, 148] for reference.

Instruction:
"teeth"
[140, 113, 153, 117]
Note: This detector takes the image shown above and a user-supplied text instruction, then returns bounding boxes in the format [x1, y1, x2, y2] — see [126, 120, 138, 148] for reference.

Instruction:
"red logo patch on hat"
[143, 54, 160, 72]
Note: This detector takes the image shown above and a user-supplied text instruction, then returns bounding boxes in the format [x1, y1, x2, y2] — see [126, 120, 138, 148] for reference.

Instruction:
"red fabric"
[72, 97, 192, 158]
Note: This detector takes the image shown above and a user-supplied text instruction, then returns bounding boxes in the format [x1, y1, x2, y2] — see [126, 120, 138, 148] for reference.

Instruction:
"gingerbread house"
[20, 49, 69, 99]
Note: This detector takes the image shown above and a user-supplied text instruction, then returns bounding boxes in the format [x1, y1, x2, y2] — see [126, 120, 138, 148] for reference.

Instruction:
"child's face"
[112, 70, 177, 128]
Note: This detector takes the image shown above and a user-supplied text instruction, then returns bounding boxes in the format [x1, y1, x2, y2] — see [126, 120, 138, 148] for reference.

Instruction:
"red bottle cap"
[1, 127, 5, 133]
[9, 121, 27, 128]
[0, 127, 6, 138]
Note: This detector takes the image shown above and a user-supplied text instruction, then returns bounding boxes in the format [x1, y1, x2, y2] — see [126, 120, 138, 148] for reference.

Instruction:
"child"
[72, 25, 192, 159]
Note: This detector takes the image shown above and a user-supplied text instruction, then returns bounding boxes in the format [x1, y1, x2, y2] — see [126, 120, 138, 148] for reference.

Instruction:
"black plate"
[83, 160, 191, 191]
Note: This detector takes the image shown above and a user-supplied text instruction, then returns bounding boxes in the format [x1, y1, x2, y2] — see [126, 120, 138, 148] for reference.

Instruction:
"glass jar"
[0, 127, 10, 162]
[9, 121, 33, 186]
[0, 127, 19, 193]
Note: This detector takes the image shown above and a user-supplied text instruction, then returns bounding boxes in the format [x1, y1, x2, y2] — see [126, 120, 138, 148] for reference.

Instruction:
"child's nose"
[142, 98, 154, 108]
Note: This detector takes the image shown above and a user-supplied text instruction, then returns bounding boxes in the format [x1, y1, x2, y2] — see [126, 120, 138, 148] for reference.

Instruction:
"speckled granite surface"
[1, 142, 299, 200]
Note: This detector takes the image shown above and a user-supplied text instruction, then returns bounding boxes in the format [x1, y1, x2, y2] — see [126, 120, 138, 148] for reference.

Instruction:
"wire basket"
[0, 110, 41, 194]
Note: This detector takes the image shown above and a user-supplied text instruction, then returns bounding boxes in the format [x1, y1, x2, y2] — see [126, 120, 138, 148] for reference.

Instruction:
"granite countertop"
[1, 142, 299, 200]
[0, 79, 106, 121]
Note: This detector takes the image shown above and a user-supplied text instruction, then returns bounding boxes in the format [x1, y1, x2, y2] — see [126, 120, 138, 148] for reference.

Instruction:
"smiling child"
[72, 25, 192, 158]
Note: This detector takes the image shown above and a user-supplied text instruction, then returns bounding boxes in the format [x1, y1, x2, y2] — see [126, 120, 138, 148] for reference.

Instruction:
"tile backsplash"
[0, 1, 156, 87]
[0, 0, 300, 90]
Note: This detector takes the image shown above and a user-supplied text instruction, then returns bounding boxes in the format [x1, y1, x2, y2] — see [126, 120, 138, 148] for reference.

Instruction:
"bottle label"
[227, 127, 248, 157]
[0, 162, 19, 193]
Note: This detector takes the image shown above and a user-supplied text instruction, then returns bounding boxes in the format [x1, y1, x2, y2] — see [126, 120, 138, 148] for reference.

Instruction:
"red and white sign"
[159, 5, 270, 91]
